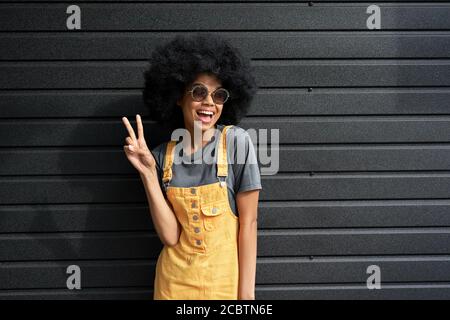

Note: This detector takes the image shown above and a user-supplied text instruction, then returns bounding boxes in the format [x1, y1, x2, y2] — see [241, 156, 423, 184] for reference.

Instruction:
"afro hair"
[142, 33, 258, 130]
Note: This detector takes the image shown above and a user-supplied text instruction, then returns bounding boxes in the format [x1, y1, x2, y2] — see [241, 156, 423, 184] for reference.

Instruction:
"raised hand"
[122, 114, 157, 176]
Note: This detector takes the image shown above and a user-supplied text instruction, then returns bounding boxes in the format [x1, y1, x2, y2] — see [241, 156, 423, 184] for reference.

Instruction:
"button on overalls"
[153, 125, 239, 300]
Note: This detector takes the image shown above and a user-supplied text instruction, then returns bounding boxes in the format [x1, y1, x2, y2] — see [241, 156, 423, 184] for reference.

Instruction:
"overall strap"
[217, 125, 233, 178]
[162, 125, 233, 189]
[162, 140, 176, 188]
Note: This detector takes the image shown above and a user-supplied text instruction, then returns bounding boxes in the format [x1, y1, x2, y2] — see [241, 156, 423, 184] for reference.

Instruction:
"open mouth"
[196, 110, 214, 123]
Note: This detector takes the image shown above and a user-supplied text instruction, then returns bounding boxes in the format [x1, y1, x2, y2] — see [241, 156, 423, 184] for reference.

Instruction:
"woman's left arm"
[236, 189, 260, 300]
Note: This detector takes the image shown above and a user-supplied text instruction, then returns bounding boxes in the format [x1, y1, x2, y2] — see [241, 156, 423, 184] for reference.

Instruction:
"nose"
[203, 92, 215, 106]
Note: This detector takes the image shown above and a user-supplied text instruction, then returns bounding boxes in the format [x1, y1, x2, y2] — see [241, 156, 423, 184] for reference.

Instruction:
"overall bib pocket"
[201, 201, 226, 231]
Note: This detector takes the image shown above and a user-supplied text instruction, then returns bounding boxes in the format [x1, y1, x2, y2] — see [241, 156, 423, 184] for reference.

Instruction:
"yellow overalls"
[153, 125, 239, 300]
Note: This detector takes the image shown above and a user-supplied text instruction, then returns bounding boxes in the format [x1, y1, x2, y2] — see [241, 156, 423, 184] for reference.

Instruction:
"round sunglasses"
[186, 83, 230, 105]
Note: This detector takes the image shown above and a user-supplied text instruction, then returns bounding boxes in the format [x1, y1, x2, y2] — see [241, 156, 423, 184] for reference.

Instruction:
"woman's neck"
[184, 124, 217, 154]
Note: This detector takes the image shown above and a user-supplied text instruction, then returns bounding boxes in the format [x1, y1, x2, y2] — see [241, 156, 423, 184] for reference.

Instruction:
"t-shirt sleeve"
[151, 143, 167, 199]
[230, 127, 263, 193]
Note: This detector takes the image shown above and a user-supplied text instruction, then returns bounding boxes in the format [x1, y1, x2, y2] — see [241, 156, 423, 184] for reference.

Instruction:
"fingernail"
[128, 145, 134, 150]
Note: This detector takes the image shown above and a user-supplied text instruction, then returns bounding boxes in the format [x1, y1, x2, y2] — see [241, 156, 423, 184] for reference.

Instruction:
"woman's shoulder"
[151, 141, 169, 156]
[224, 124, 248, 137]
[226, 124, 254, 146]
[224, 125, 259, 167]
[151, 141, 169, 170]
[226, 124, 245, 133]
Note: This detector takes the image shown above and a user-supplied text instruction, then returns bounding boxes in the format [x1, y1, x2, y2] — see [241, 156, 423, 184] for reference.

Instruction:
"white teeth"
[198, 110, 213, 116]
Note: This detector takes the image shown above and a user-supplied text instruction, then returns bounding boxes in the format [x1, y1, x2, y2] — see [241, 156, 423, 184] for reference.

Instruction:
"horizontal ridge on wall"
[2, 174, 450, 202]
[1, 60, 450, 88]
[1, 118, 450, 146]
[2, 32, 450, 60]
[2, 284, 450, 300]
[2, 257, 450, 289]
[2, 144, 450, 175]
[2, 200, 450, 233]
[1, 229, 450, 261]
[1, 88, 450, 118]
[1, 3, 450, 31]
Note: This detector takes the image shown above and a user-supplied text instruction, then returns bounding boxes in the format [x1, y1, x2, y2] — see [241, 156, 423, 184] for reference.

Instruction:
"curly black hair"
[142, 33, 257, 130]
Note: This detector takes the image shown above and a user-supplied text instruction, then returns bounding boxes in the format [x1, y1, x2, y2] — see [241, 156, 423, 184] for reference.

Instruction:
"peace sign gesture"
[122, 114, 157, 176]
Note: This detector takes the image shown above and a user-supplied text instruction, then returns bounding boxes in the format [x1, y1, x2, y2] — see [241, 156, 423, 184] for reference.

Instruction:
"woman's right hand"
[122, 114, 157, 177]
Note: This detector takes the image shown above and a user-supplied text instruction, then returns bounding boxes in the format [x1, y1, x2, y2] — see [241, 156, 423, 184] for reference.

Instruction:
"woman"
[121, 33, 261, 300]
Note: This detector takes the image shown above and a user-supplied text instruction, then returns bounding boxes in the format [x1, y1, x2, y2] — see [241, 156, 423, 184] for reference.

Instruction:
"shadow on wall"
[24, 93, 171, 299]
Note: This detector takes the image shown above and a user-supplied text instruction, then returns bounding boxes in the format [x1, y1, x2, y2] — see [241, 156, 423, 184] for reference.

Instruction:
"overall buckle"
[218, 176, 227, 188]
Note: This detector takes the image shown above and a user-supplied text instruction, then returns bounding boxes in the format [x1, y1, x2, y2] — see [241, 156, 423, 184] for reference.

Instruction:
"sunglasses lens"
[213, 89, 229, 104]
[190, 84, 229, 104]
[191, 85, 207, 101]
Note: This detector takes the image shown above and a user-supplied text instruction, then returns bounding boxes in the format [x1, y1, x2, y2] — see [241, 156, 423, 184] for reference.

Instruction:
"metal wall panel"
[1, 1, 449, 299]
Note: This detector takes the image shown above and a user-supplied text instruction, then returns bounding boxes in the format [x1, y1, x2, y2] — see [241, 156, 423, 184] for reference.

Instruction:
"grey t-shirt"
[150, 124, 262, 217]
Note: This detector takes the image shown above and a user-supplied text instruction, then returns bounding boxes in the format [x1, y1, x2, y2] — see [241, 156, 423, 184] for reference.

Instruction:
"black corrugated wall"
[1, 1, 450, 299]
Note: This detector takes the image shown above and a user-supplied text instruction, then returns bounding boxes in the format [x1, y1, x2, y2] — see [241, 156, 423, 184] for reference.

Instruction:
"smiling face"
[176, 72, 225, 134]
